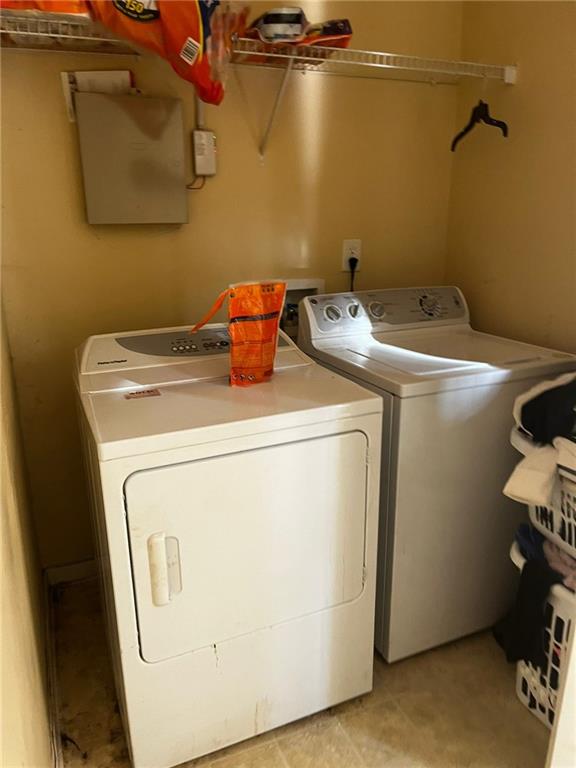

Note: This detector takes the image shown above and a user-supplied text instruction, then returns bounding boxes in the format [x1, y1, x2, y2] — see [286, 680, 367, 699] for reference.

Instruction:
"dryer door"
[125, 431, 368, 662]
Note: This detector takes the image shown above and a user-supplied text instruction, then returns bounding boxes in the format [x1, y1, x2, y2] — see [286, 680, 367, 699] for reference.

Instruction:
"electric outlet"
[342, 239, 362, 271]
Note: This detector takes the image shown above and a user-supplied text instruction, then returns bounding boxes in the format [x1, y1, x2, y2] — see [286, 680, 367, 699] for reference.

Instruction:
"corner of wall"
[1, 314, 55, 767]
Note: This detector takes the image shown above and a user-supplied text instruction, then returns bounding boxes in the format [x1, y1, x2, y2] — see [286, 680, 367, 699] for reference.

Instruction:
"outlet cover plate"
[342, 239, 362, 271]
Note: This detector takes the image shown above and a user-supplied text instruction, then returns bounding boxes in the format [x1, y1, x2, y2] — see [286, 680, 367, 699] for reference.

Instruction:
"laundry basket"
[510, 542, 576, 728]
[509, 429, 576, 559]
[529, 468, 576, 559]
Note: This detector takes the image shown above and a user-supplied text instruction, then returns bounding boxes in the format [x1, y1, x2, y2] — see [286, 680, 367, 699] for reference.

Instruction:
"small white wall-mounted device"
[193, 129, 217, 176]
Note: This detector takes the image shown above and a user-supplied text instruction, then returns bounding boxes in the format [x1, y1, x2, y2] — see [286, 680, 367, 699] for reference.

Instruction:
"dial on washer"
[324, 304, 343, 322]
[348, 303, 361, 318]
[369, 301, 386, 320]
[419, 295, 441, 317]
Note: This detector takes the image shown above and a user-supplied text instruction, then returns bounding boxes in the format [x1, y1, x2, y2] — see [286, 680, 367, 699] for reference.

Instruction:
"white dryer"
[298, 286, 576, 662]
[75, 324, 382, 768]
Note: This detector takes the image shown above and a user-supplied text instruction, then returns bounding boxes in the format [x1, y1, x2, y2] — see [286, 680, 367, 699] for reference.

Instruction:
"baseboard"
[43, 573, 64, 768]
[45, 559, 96, 586]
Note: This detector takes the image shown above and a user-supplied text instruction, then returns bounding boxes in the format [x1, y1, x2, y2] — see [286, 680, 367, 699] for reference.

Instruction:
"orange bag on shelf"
[88, 0, 224, 104]
[0, 0, 91, 19]
[191, 282, 286, 387]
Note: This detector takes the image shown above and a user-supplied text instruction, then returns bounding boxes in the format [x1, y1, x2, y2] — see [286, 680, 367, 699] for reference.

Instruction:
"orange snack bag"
[191, 282, 286, 387]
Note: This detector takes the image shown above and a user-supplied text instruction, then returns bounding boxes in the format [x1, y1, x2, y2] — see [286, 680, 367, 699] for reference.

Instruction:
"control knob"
[419, 295, 441, 317]
[324, 304, 343, 323]
[369, 301, 386, 320]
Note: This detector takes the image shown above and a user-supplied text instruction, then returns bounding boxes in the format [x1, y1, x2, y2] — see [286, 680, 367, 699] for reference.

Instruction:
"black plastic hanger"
[451, 100, 508, 152]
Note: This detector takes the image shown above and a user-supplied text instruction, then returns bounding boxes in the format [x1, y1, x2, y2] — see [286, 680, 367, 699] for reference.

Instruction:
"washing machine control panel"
[306, 286, 468, 334]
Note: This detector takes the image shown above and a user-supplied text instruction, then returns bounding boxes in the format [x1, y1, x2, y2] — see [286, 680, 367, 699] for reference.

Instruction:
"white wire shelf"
[0, 16, 517, 158]
[232, 38, 517, 86]
[0, 16, 517, 84]
[0, 12, 137, 54]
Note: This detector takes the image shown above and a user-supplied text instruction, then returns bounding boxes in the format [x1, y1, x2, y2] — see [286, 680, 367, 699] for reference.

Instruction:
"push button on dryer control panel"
[171, 340, 198, 353]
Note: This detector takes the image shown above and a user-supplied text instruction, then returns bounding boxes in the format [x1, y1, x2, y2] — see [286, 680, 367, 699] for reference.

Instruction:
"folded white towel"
[510, 427, 537, 457]
[503, 444, 560, 507]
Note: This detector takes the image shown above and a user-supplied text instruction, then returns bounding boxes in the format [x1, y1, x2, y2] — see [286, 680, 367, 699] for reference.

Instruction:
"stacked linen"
[505, 372, 576, 550]
[496, 372, 576, 728]
[504, 372, 576, 509]
[514, 524, 576, 592]
[544, 539, 576, 591]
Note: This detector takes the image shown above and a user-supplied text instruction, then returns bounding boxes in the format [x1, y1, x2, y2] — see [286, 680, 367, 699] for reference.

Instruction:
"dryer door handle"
[147, 532, 182, 606]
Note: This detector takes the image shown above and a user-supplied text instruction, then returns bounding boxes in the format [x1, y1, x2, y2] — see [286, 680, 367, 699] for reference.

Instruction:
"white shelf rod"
[0, 16, 517, 84]
[233, 38, 517, 85]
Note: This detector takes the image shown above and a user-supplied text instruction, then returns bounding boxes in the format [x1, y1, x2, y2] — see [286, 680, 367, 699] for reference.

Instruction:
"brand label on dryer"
[124, 389, 161, 400]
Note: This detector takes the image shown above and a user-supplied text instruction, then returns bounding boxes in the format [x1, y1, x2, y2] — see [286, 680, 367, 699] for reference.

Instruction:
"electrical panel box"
[75, 93, 188, 225]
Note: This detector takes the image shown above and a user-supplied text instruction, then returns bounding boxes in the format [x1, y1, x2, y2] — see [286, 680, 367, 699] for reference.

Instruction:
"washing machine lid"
[298, 287, 576, 396]
[350, 327, 559, 373]
[76, 324, 382, 460]
[315, 327, 576, 397]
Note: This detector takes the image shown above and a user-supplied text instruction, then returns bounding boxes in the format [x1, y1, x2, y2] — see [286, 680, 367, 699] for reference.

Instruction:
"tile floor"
[55, 579, 550, 768]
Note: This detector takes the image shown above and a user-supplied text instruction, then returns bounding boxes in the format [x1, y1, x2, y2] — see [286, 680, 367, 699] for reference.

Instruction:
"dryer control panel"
[115, 327, 290, 357]
[77, 324, 297, 386]
[301, 286, 469, 336]
[118, 327, 231, 357]
[89, 327, 288, 362]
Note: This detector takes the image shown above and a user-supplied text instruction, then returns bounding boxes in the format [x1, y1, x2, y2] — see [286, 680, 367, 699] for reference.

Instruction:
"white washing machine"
[298, 286, 576, 663]
[75, 324, 382, 768]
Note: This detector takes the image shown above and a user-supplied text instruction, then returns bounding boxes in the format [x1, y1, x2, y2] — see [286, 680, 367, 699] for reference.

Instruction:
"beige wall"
[1, 317, 52, 768]
[447, 1, 576, 353]
[1, 1, 462, 567]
